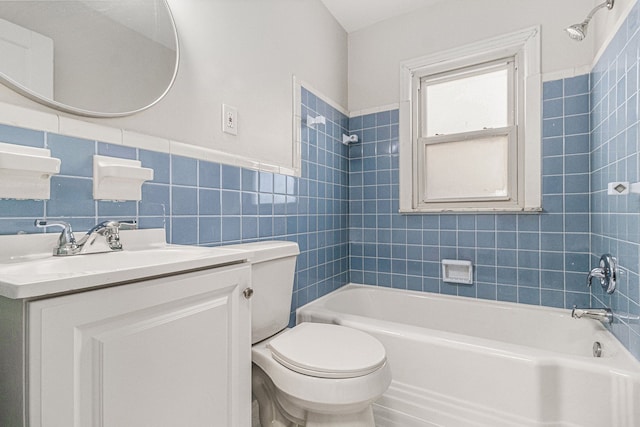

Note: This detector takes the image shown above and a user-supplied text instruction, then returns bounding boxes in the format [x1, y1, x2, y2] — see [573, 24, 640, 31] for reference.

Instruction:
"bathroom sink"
[0, 229, 251, 299]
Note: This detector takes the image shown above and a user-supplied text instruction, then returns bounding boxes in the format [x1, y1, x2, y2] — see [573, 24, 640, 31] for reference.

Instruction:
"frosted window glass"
[425, 69, 508, 136]
[424, 135, 509, 201]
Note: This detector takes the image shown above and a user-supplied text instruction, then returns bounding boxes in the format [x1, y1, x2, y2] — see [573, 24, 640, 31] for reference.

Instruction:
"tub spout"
[571, 306, 613, 324]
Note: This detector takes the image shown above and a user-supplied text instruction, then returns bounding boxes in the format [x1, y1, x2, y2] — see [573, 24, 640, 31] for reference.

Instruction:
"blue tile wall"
[0, 86, 350, 323]
[1, 33, 639, 361]
[348, 76, 592, 310]
[344, 6, 640, 360]
[590, 1, 640, 360]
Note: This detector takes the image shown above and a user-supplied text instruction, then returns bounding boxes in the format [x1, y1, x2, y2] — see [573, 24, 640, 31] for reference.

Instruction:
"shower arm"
[582, 0, 614, 25]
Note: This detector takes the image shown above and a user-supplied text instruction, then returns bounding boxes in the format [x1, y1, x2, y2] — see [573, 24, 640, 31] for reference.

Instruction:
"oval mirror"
[0, 0, 179, 117]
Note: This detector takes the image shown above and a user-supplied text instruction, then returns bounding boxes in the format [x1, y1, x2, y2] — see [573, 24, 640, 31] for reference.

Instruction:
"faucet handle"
[105, 220, 137, 251]
[86, 220, 137, 235]
[586, 267, 605, 287]
[116, 220, 137, 230]
[77, 220, 138, 254]
[586, 254, 617, 294]
[34, 219, 78, 255]
[35, 219, 72, 232]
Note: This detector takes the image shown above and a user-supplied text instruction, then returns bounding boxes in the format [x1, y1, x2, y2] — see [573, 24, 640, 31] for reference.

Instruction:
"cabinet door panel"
[28, 264, 251, 427]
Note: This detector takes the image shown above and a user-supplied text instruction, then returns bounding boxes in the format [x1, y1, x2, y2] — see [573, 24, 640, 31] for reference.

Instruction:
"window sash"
[417, 126, 517, 205]
[419, 58, 515, 138]
[413, 57, 519, 209]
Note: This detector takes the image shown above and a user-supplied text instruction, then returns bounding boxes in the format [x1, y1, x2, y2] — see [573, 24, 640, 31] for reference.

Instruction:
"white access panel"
[28, 264, 251, 427]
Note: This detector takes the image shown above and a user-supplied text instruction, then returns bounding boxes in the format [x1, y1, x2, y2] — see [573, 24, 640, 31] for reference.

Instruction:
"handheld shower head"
[564, 0, 614, 41]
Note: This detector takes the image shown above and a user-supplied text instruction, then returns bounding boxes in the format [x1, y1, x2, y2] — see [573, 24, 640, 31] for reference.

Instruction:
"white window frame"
[399, 27, 541, 213]
[418, 59, 516, 205]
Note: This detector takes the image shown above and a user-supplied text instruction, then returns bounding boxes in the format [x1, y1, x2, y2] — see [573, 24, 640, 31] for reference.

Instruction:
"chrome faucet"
[35, 219, 137, 256]
[34, 219, 78, 256]
[571, 305, 613, 324]
[587, 254, 617, 294]
[77, 220, 137, 254]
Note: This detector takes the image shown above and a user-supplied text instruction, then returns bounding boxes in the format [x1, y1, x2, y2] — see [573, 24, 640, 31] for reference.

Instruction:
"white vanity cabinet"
[1, 263, 252, 427]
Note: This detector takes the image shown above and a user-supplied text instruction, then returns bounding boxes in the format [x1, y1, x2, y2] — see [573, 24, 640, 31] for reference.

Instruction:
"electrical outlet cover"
[222, 104, 238, 135]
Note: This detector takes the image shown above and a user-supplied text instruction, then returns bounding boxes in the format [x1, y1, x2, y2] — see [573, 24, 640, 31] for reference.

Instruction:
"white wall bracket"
[0, 142, 60, 200]
[93, 155, 153, 201]
[342, 134, 359, 145]
[306, 114, 326, 127]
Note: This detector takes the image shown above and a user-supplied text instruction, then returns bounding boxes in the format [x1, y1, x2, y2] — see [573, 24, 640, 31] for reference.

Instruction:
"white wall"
[0, 0, 347, 170]
[347, 0, 598, 113]
[3, 0, 630, 167]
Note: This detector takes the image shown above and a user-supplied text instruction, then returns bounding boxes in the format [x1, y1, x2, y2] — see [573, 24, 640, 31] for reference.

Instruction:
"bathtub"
[296, 284, 640, 427]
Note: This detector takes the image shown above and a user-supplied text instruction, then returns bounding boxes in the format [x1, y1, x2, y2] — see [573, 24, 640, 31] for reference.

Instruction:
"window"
[399, 27, 541, 212]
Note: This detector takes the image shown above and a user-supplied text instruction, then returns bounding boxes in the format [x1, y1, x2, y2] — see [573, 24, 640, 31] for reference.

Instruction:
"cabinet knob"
[242, 287, 254, 299]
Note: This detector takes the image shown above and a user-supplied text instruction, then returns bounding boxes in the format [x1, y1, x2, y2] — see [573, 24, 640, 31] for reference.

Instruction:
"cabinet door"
[28, 264, 251, 427]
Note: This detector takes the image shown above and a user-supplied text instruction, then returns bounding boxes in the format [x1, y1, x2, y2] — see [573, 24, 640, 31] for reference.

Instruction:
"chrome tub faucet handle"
[587, 266, 606, 287]
[586, 254, 617, 294]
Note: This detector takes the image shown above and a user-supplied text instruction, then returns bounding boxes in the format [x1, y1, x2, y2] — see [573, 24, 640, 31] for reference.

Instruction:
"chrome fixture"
[79, 220, 137, 254]
[565, 0, 614, 41]
[35, 219, 137, 256]
[572, 306, 614, 324]
[34, 220, 78, 256]
[587, 254, 617, 294]
[593, 341, 603, 357]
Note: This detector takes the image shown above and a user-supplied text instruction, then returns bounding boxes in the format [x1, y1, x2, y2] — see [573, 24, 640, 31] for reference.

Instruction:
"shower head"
[566, 22, 589, 41]
[565, 0, 614, 41]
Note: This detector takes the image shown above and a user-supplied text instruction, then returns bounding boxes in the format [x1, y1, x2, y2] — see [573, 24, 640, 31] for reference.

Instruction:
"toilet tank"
[219, 241, 299, 344]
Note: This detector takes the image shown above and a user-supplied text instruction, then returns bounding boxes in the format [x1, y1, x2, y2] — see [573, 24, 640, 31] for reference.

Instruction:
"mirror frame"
[0, 0, 180, 118]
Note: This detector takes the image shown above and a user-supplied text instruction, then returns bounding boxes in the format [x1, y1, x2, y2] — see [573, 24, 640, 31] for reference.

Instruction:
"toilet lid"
[267, 323, 386, 379]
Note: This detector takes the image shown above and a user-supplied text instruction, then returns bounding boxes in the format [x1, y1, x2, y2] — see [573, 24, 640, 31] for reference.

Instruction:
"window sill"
[398, 207, 544, 214]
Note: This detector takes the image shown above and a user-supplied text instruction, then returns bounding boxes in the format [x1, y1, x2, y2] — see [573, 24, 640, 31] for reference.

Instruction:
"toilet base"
[305, 407, 375, 427]
[252, 365, 377, 427]
[252, 366, 295, 426]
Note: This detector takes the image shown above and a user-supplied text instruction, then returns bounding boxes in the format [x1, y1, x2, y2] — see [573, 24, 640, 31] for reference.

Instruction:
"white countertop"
[0, 229, 252, 299]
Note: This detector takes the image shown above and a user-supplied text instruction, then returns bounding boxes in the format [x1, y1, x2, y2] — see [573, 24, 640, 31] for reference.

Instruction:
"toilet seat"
[267, 322, 386, 379]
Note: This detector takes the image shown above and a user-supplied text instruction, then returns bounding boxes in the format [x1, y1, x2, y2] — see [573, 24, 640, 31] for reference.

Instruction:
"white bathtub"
[296, 284, 640, 427]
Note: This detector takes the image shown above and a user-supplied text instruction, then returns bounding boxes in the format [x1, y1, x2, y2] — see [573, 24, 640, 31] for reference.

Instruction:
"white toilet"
[225, 241, 391, 427]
